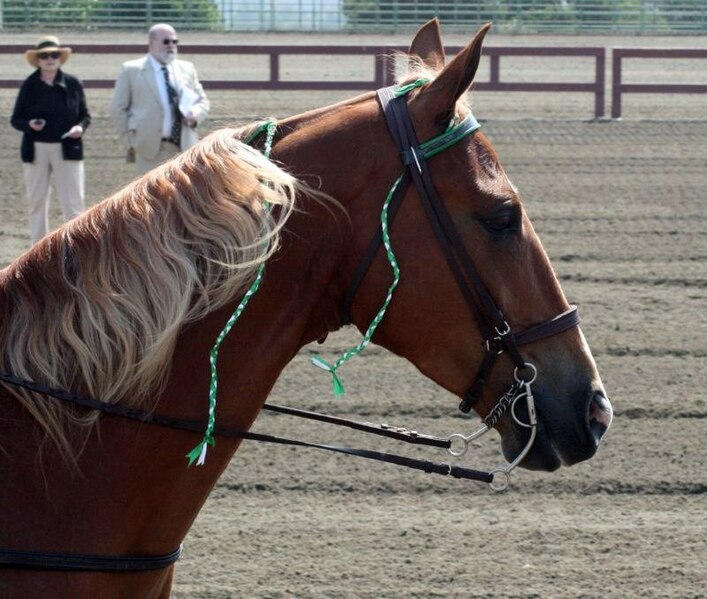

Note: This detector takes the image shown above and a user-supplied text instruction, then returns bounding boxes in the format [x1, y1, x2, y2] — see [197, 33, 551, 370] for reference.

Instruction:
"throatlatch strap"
[341, 170, 410, 326]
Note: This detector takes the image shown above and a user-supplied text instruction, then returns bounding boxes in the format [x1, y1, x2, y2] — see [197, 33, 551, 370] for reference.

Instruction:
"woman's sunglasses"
[38, 51, 61, 60]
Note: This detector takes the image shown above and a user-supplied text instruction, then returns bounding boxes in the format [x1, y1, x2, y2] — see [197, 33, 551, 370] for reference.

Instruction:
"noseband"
[0, 83, 580, 573]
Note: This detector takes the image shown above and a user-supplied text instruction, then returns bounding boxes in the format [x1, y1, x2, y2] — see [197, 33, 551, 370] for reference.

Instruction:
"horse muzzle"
[501, 385, 613, 472]
[587, 391, 613, 446]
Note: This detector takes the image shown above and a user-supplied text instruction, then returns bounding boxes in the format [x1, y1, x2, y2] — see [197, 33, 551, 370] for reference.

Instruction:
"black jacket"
[10, 69, 91, 163]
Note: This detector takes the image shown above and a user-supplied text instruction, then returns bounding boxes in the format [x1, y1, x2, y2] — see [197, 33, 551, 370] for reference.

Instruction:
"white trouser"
[22, 142, 85, 245]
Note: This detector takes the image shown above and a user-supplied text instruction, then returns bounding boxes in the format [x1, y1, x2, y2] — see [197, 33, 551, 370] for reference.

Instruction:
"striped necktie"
[161, 66, 181, 146]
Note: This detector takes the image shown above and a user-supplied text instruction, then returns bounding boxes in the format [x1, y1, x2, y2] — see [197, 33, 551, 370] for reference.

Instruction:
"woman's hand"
[29, 119, 45, 131]
[65, 125, 84, 139]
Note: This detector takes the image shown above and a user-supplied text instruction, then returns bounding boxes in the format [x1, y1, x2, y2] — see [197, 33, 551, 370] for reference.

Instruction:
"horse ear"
[414, 23, 492, 123]
[408, 18, 445, 71]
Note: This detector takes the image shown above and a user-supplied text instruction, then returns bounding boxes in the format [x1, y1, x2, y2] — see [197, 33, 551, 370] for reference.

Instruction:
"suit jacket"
[110, 56, 210, 159]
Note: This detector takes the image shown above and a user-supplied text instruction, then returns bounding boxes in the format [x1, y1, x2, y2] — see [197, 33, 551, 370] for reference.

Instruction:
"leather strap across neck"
[0, 546, 182, 572]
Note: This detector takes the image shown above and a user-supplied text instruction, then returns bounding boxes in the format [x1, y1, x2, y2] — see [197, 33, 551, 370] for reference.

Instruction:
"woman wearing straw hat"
[11, 35, 91, 245]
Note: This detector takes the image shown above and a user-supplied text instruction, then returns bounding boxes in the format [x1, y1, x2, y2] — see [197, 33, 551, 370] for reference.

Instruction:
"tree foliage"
[2, 0, 222, 29]
[1, 0, 703, 31]
[342, 0, 706, 32]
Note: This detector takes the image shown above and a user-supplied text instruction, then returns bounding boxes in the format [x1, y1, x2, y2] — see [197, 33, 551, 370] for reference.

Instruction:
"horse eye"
[484, 215, 512, 231]
[482, 211, 518, 234]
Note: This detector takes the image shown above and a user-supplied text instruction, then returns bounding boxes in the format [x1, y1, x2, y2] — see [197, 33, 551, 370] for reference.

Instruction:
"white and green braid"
[186, 120, 277, 466]
[309, 79, 430, 395]
[309, 173, 403, 395]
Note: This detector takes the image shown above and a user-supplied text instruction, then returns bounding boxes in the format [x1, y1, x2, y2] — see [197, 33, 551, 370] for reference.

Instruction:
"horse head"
[274, 20, 612, 473]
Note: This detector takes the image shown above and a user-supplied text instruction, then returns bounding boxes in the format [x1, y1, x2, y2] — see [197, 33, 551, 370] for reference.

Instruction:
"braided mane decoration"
[0, 128, 302, 457]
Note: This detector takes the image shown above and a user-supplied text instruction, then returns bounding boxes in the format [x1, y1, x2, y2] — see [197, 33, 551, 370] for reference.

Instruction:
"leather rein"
[0, 370, 491, 573]
[0, 83, 580, 573]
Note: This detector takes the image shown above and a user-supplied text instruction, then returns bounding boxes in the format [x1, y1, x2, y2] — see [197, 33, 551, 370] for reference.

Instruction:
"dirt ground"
[0, 30, 706, 598]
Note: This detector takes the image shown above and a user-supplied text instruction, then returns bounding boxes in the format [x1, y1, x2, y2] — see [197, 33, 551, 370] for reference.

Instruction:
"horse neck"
[0, 223, 342, 570]
[0, 294, 308, 572]
[271, 99, 402, 333]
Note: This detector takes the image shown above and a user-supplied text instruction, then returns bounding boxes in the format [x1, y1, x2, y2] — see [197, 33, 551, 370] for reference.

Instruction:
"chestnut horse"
[0, 21, 612, 597]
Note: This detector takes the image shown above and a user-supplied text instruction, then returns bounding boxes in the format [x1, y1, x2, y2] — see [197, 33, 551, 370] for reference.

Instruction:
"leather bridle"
[0, 84, 580, 573]
[343, 84, 580, 417]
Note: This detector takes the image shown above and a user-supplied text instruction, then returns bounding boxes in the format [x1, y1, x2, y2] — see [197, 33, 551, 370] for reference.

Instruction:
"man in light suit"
[110, 23, 210, 175]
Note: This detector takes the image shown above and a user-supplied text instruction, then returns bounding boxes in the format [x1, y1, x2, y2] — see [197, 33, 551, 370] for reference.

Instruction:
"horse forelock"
[404, 56, 438, 83]
[0, 128, 300, 457]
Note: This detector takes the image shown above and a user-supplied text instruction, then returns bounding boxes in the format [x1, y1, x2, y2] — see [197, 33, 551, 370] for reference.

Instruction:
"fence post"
[595, 48, 605, 118]
[270, 51, 279, 87]
[374, 51, 386, 88]
[489, 53, 500, 86]
[611, 49, 622, 119]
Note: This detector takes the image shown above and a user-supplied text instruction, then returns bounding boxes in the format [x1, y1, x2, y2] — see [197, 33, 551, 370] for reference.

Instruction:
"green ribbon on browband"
[187, 120, 277, 467]
[420, 112, 481, 159]
[394, 78, 429, 97]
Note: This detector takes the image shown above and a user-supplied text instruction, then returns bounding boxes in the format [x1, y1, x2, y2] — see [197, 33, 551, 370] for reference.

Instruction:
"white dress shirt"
[149, 55, 177, 139]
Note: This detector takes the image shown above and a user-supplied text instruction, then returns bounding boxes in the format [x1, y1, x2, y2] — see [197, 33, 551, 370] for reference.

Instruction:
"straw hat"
[25, 36, 72, 67]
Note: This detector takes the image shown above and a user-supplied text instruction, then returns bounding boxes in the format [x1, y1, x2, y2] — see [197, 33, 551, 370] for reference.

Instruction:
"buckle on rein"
[448, 363, 538, 492]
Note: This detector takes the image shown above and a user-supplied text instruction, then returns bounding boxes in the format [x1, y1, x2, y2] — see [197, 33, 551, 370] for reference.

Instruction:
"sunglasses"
[38, 51, 61, 60]
[162, 39, 179, 46]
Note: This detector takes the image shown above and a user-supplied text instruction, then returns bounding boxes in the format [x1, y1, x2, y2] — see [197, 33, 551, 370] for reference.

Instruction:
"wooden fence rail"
[611, 48, 707, 119]
[0, 44, 607, 118]
[3, 44, 706, 118]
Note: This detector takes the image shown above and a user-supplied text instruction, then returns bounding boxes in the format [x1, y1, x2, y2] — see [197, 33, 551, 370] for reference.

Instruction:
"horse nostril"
[587, 392, 613, 443]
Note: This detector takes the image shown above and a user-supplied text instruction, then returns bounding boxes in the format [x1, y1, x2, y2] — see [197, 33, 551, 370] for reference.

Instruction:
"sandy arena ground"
[0, 28, 705, 598]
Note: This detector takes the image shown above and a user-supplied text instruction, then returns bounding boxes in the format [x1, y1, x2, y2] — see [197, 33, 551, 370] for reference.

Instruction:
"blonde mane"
[0, 128, 302, 455]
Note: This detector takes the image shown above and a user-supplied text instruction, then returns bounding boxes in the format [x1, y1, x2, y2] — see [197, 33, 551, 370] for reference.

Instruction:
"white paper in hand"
[179, 87, 200, 117]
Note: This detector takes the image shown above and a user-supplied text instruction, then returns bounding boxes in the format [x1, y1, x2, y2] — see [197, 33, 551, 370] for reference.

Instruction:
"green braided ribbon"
[307, 79, 432, 396]
[188, 76, 477, 461]
[309, 174, 403, 396]
[186, 120, 277, 467]
[245, 120, 277, 156]
[307, 78, 482, 397]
